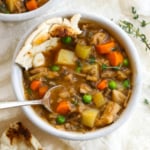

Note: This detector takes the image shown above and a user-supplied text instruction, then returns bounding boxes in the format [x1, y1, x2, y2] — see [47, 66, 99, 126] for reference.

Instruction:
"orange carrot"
[30, 80, 41, 91]
[26, 0, 38, 11]
[96, 41, 116, 54]
[97, 79, 108, 90]
[38, 86, 48, 97]
[56, 100, 71, 115]
[107, 51, 124, 66]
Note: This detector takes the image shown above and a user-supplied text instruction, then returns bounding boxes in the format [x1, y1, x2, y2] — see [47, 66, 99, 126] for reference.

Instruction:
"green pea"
[50, 65, 60, 72]
[56, 115, 66, 124]
[82, 94, 92, 104]
[108, 80, 117, 89]
[123, 79, 130, 88]
[61, 36, 72, 44]
[123, 58, 129, 66]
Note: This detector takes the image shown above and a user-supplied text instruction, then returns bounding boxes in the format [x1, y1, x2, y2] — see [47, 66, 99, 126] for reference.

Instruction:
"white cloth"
[0, 0, 150, 149]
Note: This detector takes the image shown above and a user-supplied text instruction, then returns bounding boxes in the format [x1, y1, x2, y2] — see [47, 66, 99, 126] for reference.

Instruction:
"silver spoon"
[0, 85, 63, 112]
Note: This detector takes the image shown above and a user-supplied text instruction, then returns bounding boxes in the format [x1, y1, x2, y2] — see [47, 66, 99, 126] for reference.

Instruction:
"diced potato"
[81, 109, 99, 128]
[6, 0, 17, 12]
[75, 44, 91, 59]
[82, 64, 99, 81]
[56, 49, 76, 65]
[93, 92, 106, 107]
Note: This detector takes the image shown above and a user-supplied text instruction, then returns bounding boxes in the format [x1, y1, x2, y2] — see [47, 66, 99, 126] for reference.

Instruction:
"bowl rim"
[0, 0, 54, 22]
[11, 11, 142, 140]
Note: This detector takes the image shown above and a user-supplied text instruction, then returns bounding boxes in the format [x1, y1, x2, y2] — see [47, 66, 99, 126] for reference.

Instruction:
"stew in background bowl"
[0, 0, 54, 21]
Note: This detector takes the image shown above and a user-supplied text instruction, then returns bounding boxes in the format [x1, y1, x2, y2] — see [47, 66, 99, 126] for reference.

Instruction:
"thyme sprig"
[119, 7, 150, 51]
[119, 20, 150, 51]
[131, 6, 150, 27]
[144, 99, 150, 105]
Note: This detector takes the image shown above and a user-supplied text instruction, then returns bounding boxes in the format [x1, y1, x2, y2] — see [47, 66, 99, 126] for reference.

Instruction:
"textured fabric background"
[0, 0, 150, 149]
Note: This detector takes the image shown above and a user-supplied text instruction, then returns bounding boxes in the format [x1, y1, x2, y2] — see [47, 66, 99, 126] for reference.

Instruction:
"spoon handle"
[0, 100, 42, 109]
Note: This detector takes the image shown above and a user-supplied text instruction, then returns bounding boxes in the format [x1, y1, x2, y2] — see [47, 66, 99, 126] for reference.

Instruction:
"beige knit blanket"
[0, 0, 150, 149]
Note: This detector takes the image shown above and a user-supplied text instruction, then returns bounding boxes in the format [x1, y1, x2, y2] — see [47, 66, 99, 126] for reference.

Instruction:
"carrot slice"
[107, 51, 124, 66]
[97, 79, 108, 90]
[38, 86, 48, 97]
[30, 80, 41, 91]
[96, 41, 116, 54]
[26, 0, 38, 11]
[56, 100, 71, 115]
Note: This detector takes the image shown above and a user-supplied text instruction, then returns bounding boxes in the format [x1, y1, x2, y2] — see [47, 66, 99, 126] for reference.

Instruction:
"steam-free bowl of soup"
[0, 0, 54, 21]
[12, 12, 142, 140]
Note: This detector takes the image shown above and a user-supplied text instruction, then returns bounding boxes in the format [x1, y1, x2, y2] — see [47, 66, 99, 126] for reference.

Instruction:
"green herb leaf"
[88, 56, 96, 64]
[131, 6, 139, 19]
[111, 47, 117, 51]
[101, 64, 108, 70]
[140, 20, 150, 27]
[140, 20, 146, 27]
[0, 4, 10, 14]
[27, 88, 32, 95]
[76, 60, 82, 67]
[144, 99, 149, 105]
[75, 66, 82, 73]
[101, 64, 121, 70]
[133, 14, 139, 20]
[131, 6, 136, 14]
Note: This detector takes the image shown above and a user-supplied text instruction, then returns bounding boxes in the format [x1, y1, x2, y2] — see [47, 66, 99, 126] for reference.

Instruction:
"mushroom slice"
[96, 101, 121, 127]
[91, 32, 109, 45]
[112, 89, 127, 105]
[116, 71, 127, 80]
[82, 64, 99, 81]
[0, 122, 43, 150]
[80, 83, 92, 94]
[33, 53, 45, 68]
[29, 67, 48, 74]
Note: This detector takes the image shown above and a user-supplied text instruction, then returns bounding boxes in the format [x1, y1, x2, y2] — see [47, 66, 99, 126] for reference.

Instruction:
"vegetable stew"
[22, 18, 132, 132]
[0, 0, 48, 13]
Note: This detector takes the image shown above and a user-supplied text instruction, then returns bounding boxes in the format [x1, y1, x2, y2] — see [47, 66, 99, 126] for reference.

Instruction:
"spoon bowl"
[0, 85, 63, 111]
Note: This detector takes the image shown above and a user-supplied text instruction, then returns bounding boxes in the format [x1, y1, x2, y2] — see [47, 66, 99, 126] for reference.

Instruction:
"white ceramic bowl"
[11, 11, 142, 140]
[0, 0, 55, 22]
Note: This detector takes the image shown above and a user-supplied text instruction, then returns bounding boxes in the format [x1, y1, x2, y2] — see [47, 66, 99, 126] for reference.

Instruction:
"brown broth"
[23, 19, 132, 132]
